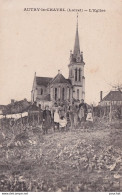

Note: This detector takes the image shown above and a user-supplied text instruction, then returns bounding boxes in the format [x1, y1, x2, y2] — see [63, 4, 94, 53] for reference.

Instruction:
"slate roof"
[102, 91, 122, 101]
[66, 79, 72, 85]
[50, 73, 71, 85]
[36, 77, 53, 87]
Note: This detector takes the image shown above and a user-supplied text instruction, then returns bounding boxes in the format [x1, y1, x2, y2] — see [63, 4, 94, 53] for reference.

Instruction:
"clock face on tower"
[76, 55, 81, 62]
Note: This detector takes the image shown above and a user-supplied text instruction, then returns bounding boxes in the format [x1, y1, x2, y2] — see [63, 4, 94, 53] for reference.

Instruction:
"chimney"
[100, 91, 103, 101]
[58, 70, 60, 74]
[11, 99, 15, 105]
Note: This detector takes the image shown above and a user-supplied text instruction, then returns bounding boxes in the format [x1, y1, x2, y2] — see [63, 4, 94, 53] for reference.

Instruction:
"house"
[99, 90, 122, 106]
[0, 105, 6, 115]
[31, 16, 85, 108]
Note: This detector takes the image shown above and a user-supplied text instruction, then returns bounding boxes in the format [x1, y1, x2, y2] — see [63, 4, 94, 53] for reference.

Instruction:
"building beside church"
[99, 90, 122, 106]
[31, 16, 85, 108]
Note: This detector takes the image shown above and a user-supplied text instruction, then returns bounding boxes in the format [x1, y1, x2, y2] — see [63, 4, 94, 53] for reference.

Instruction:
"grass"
[0, 120, 122, 191]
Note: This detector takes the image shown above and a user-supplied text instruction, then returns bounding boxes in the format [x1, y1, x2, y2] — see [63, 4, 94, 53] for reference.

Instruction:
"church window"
[79, 69, 81, 81]
[62, 88, 65, 100]
[67, 87, 70, 100]
[38, 88, 43, 95]
[69, 88, 70, 100]
[71, 69, 72, 76]
[51, 87, 53, 99]
[75, 69, 77, 81]
[77, 89, 79, 100]
[55, 88, 57, 100]
[41, 88, 43, 95]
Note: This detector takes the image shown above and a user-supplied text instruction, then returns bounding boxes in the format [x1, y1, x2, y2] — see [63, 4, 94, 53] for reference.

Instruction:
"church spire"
[73, 13, 80, 56]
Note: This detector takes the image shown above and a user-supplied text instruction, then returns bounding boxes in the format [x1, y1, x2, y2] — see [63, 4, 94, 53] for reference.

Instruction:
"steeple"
[69, 14, 84, 64]
[73, 13, 80, 57]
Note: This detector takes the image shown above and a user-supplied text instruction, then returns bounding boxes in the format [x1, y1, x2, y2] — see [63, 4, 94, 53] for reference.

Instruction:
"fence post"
[109, 101, 112, 122]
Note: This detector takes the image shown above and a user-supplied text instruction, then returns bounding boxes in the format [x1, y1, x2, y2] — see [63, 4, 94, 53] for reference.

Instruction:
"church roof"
[36, 77, 52, 87]
[66, 79, 72, 84]
[102, 91, 122, 101]
[50, 73, 71, 85]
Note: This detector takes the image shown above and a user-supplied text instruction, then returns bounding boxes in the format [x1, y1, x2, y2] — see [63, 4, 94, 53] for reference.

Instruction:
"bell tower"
[68, 14, 85, 101]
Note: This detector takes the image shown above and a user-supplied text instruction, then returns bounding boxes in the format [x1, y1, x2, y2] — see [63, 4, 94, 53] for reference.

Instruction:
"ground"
[0, 120, 122, 192]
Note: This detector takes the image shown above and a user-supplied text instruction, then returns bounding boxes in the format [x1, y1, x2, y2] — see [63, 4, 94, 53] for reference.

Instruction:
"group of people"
[38, 99, 93, 134]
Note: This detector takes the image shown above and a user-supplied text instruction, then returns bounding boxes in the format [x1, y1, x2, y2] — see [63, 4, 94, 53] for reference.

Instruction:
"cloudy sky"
[0, 0, 122, 105]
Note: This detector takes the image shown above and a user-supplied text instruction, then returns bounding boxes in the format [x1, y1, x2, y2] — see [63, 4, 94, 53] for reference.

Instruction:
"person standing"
[66, 108, 71, 131]
[53, 108, 60, 131]
[69, 103, 75, 130]
[79, 99, 88, 121]
[74, 105, 79, 129]
[38, 104, 43, 130]
[86, 108, 93, 128]
[78, 105, 85, 126]
[43, 106, 51, 134]
[59, 116, 67, 131]
[59, 104, 65, 118]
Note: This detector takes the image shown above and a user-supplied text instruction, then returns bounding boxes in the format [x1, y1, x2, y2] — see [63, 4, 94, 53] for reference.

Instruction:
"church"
[31, 16, 85, 108]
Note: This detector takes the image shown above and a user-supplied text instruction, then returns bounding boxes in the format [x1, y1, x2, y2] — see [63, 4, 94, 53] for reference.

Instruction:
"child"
[53, 108, 60, 131]
[86, 108, 93, 128]
[59, 116, 67, 131]
[66, 110, 71, 131]
[86, 109, 93, 121]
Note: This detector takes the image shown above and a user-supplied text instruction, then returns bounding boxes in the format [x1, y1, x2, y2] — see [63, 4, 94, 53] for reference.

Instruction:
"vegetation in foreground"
[0, 120, 121, 192]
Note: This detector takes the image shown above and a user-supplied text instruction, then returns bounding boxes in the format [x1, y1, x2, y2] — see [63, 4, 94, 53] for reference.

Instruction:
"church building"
[31, 16, 85, 108]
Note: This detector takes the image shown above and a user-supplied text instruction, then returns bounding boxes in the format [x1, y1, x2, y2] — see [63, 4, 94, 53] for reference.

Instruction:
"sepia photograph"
[0, 0, 122, 193]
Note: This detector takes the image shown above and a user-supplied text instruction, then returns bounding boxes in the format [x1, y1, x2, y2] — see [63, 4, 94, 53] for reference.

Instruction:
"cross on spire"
[77, 12, 78, 28]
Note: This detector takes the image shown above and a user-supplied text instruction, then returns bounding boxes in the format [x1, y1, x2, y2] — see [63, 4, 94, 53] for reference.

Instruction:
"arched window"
[38, 88, 43, 95]
[41, 88, 43, 95]
[71, 69, 72, 77]
[79, 69, 81, 81]
[62, 88, 65, 100]
[55, 88, 57, 100]
[51, 87, 53, 100]
[69, 88, 70, 100]
[75, 69, 77, 81]
[77, 89, 79, 100]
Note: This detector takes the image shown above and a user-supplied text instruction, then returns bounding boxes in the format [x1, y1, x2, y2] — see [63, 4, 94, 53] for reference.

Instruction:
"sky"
[0, 0, 122, 105]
